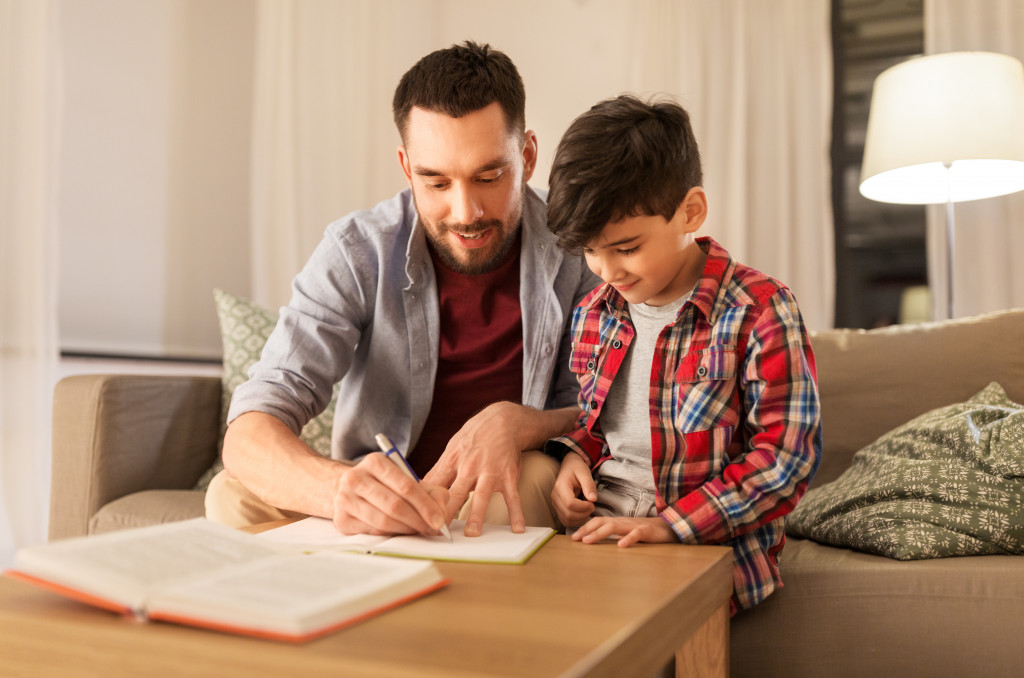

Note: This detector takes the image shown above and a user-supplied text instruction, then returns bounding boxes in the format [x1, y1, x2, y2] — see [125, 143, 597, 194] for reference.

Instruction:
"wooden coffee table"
[0, 532, 732, 677]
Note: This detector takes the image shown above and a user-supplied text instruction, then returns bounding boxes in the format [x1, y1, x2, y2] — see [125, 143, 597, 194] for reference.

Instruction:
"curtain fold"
[249, 0, 424, 310]
[925, 0, 1024, 318]
[628, 0, 835, 330]
[0, 0, 61, 564]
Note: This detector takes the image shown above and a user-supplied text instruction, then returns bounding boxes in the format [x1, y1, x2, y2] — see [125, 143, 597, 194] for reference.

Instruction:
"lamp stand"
[944, 198, 955, 320]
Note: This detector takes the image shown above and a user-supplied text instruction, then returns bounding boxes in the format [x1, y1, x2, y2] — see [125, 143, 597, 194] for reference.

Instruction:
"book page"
[14, 519, 289, 610]
[256, 516, 389, 551]
[259, 518, 554, 564]
[147, 552, 445, 639]
[375, 520, 554, 564]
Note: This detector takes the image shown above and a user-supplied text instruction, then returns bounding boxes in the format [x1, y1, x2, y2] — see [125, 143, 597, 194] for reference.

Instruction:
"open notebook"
[5, 519, 448, 643]
[259, 517, 555, 565]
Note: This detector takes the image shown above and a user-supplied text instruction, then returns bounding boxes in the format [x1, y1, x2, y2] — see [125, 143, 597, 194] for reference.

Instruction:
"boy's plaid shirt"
[547, 237, 822, 612]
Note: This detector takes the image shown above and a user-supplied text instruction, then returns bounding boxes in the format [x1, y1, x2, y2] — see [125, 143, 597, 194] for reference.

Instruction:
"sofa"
[50, 308, 1024, 676]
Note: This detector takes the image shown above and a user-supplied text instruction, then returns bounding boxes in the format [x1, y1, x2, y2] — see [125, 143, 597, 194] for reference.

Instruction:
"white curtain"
[925, 0, 1024, 318]
[250, 0, 430, 310]
[0, 0, 61, 564]
[250, 0, 835, 329]
[628, 0, 835, 330]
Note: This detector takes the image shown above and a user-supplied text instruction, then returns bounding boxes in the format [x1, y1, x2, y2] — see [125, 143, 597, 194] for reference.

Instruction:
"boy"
[544, 95, 822, 612]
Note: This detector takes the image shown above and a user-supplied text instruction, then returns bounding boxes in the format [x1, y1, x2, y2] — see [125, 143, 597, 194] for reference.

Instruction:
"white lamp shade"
[859, 51, 1024, 205]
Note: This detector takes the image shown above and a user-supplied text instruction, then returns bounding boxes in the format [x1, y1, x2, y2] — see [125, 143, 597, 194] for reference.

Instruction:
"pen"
[374, 433, 453, 542]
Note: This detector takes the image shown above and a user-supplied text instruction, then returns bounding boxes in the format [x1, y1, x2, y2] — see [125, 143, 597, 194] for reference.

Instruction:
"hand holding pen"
[376, 434, 453, 542]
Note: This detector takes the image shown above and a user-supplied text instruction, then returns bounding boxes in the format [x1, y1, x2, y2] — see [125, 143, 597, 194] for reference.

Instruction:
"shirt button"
[587, 360, 595, 370]
[590, 400, 598, 410]
[697, 365, 708, 378]
[612, 339, 622, 349]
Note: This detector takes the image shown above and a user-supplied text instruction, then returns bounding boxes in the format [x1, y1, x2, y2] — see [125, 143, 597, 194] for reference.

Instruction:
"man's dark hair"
[392, 41, 526, 143]
[547, 95, 703, 254]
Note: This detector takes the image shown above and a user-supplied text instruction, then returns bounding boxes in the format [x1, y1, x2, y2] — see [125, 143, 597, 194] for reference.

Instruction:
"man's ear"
[521, 130, 538, 183]
[397, 145, 413, 185]
[677, 187, 708, 233]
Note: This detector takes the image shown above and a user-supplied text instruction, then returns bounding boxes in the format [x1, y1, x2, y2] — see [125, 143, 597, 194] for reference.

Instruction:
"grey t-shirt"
[598, 292, 690, 490]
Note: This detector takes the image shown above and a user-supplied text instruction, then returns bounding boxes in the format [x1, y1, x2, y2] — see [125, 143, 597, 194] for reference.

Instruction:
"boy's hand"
[551, 453, 597, 527]
[572, 516, 678, 547]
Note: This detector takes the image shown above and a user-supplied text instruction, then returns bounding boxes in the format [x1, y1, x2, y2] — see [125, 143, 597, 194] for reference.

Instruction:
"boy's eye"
[618, 246, 640, 255]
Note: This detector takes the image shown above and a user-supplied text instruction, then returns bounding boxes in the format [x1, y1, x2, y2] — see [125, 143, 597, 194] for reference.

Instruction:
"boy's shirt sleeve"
[660, 289, 822, 545]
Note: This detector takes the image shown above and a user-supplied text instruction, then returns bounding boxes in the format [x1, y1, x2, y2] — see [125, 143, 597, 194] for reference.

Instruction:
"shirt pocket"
[569, 341, 602, 406]
[674, 346, 741, 432]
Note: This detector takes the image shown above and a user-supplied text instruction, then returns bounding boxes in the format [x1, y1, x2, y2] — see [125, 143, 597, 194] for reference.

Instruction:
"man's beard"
[418, 195, 524, 275]
[425, 218, 518, 275]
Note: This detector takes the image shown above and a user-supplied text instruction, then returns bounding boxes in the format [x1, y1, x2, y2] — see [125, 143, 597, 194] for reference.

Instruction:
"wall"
[58, 0, 254, 359]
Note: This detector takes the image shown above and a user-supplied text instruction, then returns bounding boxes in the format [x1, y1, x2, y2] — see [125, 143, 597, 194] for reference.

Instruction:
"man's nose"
[450, 184, 484, 225]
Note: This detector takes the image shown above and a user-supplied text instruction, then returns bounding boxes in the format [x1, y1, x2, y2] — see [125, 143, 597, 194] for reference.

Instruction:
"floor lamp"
[859, 51, 1024, 320]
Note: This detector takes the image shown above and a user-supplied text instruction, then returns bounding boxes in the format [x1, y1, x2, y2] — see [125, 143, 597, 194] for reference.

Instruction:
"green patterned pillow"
[787, 382, 1024, 559]
[194, 289, 339, 490]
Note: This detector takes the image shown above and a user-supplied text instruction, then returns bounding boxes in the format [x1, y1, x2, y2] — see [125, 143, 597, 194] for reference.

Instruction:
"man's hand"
[572, 516, 679, 547]
[551, 453, 597, 527]
[331, 453, 449, 536]
[423, 401, 528, 536]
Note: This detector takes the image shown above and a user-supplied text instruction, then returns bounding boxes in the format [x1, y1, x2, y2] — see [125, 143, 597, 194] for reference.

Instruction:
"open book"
[4, 519, 448, 643]
[259, 517, 555, 564]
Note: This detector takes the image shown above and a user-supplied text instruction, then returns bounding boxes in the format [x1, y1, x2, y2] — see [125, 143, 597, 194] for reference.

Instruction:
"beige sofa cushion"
[731, 537, 1024, 678]
[809, 308, 1024, 485]
[88, 490, 208, 534]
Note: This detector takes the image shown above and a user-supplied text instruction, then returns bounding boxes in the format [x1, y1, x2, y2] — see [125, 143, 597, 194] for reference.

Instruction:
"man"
[206, 41, 600, 538]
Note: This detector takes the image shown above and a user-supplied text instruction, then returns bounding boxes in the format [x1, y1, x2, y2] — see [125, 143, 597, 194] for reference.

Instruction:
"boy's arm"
[660, 290, 822, 545]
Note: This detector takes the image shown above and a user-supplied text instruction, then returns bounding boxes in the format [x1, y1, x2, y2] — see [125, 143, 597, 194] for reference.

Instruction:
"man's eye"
[619, 246, 640, 255]
[428, 181, 449, 190]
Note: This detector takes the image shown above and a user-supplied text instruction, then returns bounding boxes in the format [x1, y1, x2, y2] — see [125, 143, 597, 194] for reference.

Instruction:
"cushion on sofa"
[89, 490, 209, 534]
[787, 382, 1024, 559]
[730, 537, 1024, 678]
[807, 308, 1024, 486]
[193, 290, 339, 490]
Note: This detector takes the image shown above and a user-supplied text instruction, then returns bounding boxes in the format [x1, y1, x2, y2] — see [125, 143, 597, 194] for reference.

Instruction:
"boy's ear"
[677, 187, 708, 233]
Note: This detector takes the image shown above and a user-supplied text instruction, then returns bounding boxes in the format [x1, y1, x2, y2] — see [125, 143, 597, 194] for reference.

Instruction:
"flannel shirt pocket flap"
[675, 346, 738, 383]
[569, 342, 601, 374]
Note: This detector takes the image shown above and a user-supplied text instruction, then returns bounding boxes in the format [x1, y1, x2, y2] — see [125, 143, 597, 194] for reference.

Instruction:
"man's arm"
[223, 411, 449, 536]
[422, 403, 579, 536]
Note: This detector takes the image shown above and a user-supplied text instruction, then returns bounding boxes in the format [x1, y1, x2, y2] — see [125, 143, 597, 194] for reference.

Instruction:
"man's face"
[398, 102, 537, 275]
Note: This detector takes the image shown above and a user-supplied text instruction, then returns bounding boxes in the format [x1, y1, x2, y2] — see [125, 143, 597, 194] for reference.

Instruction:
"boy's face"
[583, 189, 707, 307]
[397, 102, 538, 275]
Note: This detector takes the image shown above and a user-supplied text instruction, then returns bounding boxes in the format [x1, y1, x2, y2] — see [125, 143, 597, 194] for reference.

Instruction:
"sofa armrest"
[49, 374, 222, 541]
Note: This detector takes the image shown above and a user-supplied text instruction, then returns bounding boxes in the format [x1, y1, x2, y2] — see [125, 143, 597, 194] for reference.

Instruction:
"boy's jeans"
[566, 475, 659, 536]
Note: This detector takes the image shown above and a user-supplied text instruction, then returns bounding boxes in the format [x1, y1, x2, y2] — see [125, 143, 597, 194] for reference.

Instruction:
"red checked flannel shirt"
[547, 237, 822, 612]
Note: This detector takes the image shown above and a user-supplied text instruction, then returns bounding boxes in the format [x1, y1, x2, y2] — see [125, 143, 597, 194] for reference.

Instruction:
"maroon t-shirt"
[410, 236, 525, 477]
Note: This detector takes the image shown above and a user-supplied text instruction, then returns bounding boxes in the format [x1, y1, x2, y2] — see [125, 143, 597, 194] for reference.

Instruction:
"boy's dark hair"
[392, 41, 526, 143]
[547, 95, 703, 254]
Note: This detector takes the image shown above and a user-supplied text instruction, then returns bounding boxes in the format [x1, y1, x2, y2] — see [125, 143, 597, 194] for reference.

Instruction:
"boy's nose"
[591, 256, 617, 284]
[451, 185, 484, 225]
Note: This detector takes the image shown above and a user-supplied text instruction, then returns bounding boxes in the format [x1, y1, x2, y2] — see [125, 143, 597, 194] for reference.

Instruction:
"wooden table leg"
[675, 601, 729, 678]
